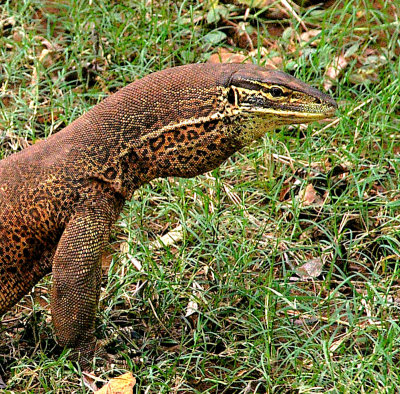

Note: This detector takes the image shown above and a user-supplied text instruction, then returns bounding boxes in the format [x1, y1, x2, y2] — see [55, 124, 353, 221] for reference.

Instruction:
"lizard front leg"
[51, 196, 116, 368]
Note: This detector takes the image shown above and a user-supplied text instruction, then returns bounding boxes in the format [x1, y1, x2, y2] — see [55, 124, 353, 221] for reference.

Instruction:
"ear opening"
[227, 87, 236, 105]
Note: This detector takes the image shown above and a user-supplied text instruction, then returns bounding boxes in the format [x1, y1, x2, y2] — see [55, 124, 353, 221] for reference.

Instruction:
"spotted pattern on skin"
[0, 63, 336, 366]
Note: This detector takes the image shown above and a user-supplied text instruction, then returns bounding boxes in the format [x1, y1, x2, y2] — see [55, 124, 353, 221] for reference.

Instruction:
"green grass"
[1, 0, 400, 392]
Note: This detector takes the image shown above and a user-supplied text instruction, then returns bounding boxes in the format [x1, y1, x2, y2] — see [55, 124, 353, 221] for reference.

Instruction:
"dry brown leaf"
[299, 184, 324, 207]
[248, 47, 283, 69]
[324, 55, 349, 90]
[299, 29, 321, 45]
[101, 251, 113, 271]
[208, 48, 248, 64]
[83, 372, 103, 392]
[95, 372, 136, 394]
[279, 185, 291, 201]
[12, 31, 23, 43]
[264, 56, 283, 69]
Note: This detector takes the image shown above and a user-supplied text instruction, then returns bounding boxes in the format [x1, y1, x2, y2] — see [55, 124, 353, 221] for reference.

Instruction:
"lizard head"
[220, 65, 338, 147]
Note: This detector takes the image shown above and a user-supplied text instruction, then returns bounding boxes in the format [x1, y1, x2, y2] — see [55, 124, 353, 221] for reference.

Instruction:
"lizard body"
[0, 63, 337, 366]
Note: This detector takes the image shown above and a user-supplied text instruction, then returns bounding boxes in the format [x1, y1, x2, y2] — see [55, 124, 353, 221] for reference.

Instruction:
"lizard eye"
[270, 87, 284, 98]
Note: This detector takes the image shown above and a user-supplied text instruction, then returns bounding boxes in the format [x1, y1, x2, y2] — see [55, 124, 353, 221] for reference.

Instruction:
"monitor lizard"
[0, 63, 337, 368]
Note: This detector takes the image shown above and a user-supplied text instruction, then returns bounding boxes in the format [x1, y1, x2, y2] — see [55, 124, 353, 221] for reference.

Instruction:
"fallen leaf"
[185, 300, 199, 317]
[149, 224, 184, 250]
[101, 252, 113, 271]
[206, 4, 230, 24]
[120, 242, 144, 272]
[95, 372, 136, 394]
[83, 372, 104, 392]
[208, 48, 248, 64]
[296, 258, 323, 279]
[279, 185, 291, 201]
[348, 52, 389, 85]
[248, 47, 283, 69]
[324, 55, 349, 90]
[203, 30, 227, 45]
[344, 42, 360, 58]
[299, 29, 321, 45]
[264, 55, 283, 69]
[299, 184, 324, 207]
[185, 281, 203, 317]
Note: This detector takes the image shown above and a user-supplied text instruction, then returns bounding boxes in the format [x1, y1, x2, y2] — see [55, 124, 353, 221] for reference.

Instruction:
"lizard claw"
[94, 328, 143, 370]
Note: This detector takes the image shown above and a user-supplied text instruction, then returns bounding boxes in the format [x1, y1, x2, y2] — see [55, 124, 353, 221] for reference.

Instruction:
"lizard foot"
[67, 328, 142, 371]
[93, 328, 143, 370]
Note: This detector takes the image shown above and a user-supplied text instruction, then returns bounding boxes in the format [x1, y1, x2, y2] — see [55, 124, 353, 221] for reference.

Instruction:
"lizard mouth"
[247, 106, 337, 123]
[292, 108, 337, 120]
[242, 97, 338, 120]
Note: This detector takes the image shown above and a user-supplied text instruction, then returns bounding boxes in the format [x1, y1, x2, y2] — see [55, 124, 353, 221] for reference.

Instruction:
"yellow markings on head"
[221, 79, 334, 148]
[246, 80, 292, 100]
[228, 79, 330, 118]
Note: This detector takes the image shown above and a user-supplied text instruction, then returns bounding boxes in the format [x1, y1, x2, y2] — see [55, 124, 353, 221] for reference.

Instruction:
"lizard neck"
[75, 64, 241, 200]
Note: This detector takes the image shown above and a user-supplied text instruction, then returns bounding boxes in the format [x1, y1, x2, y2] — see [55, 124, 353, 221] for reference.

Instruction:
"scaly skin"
[0, 63, 337, 367]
